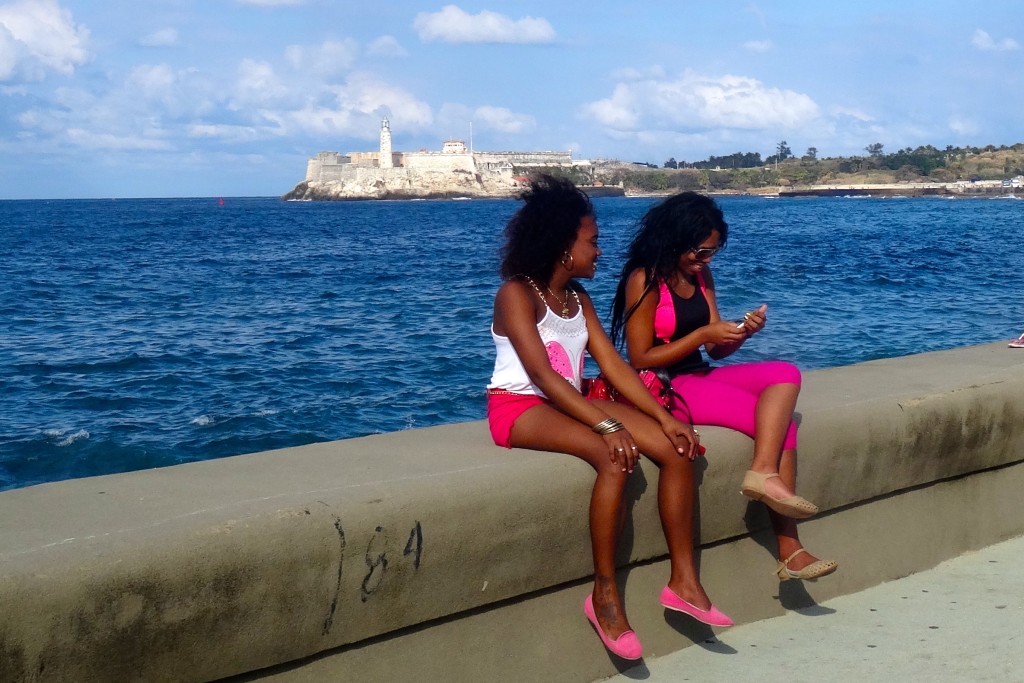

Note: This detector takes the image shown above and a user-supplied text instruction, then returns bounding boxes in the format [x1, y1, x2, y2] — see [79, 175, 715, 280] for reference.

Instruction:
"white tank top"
[488, 305, 588, 397]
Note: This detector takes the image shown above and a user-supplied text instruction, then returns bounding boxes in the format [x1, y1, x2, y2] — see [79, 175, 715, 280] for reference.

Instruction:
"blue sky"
[1, 1, 1021, 199]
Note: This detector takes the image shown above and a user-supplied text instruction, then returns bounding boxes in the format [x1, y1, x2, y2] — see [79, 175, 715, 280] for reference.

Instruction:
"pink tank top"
[653, 272, 706, 343]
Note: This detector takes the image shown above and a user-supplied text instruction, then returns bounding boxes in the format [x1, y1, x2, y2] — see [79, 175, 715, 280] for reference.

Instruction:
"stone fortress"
[284, 118, 590, 200]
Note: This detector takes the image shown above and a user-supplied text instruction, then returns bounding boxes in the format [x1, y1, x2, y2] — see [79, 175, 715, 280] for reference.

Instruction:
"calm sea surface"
[2, 195, 1022, 491]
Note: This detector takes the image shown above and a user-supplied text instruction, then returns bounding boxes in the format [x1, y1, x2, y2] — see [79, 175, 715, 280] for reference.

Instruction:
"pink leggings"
[669, 361, 800, 450]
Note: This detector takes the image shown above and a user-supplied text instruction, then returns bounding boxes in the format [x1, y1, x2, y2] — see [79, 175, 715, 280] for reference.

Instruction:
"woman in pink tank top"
[611, 192, 837, 585]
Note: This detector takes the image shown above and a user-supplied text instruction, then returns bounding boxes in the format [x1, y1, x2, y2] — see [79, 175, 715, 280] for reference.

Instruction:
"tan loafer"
[776, 549, 839, 581]
[740, 470, 819, 519]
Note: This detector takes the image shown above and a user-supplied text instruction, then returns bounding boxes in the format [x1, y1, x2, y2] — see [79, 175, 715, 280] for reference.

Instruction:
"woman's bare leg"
[746, 383, 825, 569]
[510, 403, 633, 638]
[768, 449, 823, 570]
[749, 382, 803, 501]
[601, 403, 711, 610]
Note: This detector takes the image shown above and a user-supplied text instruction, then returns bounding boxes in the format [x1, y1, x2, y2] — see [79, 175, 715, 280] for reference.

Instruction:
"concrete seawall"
[2, 342, 1024, 682]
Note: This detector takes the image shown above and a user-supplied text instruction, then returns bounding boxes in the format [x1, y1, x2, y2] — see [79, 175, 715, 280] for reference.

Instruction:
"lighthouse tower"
[379, 117, 393, 169]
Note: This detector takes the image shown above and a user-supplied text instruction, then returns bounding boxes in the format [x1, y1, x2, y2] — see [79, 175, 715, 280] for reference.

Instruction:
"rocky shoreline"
[283, 177, 1016, 202]
[282, 180, 625, 201]
[777, 181, 1018, 198]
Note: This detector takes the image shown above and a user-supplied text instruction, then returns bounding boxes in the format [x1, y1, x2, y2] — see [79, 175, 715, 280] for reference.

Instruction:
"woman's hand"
[737, 304, 768, 337]
[660, 416, 702, 461]
[603, 430, 640, 473]
[703, 320, 748, 346]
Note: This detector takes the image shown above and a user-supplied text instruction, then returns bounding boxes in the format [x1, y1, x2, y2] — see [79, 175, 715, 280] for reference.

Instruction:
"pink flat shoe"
[583, 594, 643, 660]
[659, 586, 734, 627]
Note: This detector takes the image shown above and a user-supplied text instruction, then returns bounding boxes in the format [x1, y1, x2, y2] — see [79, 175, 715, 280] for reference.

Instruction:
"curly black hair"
[498, 174, 594, 282]
[609, 191, 728, 345]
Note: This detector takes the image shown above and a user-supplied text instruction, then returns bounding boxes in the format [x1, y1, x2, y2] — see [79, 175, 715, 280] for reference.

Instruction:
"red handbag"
[583, 369, 676, 409]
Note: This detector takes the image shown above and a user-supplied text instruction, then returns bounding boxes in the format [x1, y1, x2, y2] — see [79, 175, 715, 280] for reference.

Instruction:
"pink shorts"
[487, 391, 546, 448]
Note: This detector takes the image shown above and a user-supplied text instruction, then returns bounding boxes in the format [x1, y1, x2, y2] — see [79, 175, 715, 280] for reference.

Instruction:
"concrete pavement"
[600, 534, 1024, 683]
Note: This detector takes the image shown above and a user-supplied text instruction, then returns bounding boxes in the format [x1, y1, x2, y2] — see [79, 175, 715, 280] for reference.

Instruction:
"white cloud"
[743, 40, 774, 52]
[830, 106, 874, 122]
[582, 84, 640, 129]
[971, 29, 1020, 52]
[187, 123, 260, 143]
[368, 35, 407, 58]
[473, 105, 535, 134]
[284, 39, 358, 78]
[128, 63, 177, 95]
[413, 5, 555, 44]
[334, 73, 433, 128]
[65, 128, 172, 151]
[232, 58, 291, 108]
[125, 64, 215, 117]
[272, 72, 433, 138]
[0, 0, 90, 81]
[948, 117, 980, 136]
[140, 28, 179, 48]
[582, 71, 820, 132]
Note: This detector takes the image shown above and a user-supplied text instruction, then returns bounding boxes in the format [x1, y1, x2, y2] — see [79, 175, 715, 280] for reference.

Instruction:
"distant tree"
[803, 146, 818, 161]
[776, 140, 792, 161]
[866, 142, 885, 157]
[692, 151, 763, 170]
[664, 158, 678, 169]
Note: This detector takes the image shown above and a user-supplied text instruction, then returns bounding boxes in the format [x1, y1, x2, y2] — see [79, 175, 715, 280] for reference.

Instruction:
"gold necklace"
[523, 276, 573, 318]
[546, 285, 571, 317]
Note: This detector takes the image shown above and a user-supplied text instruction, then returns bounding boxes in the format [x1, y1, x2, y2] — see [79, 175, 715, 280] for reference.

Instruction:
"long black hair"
[609, 192, 728, 345]
[499, 174, 594, 283]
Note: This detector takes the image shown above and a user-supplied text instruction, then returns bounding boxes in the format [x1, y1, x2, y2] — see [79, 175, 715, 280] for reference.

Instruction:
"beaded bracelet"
[592, 417, 625, 435]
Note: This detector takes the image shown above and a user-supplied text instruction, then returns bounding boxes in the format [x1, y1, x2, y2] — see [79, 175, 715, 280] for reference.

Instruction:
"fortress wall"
[301, 149, 576, 185]
[305, 152, 352, 182]
[304, 158, 319, 182]
[346, 152, 378, 166]
[2, 342, 1023, 682]
[315, 164, 361, 184]
[475, 151, 573, 166]
[402, 153, 476, 173]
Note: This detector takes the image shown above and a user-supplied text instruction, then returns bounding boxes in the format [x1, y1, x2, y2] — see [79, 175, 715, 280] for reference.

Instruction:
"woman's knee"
[644, 447, 693, 475]
[771, 362, 802, 387]
[593, 459, 630, 485]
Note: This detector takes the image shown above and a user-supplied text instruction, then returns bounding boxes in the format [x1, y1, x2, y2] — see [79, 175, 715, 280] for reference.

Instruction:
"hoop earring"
[560, 251, 575, 271]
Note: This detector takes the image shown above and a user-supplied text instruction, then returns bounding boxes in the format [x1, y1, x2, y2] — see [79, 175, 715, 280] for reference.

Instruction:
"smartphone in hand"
[736, 304, 768, 329]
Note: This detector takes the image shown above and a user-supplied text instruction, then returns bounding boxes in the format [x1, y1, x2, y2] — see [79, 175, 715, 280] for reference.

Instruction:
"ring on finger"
[631, 445, 638, 451]
[616, 447, 625, 452]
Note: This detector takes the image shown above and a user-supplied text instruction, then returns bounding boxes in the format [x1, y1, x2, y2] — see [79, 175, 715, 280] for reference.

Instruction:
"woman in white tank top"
[487, 175, 732, 661]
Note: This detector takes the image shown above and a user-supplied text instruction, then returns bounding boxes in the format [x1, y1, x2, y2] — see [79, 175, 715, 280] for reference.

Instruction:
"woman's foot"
[590, 583, 633, 640]
[659, 586, 733, 627]
[584, 593, 642, 659]
[778, 545, 820, 571]
[740, 469, 818, 519]
[664, 578, 712, 612]
[776, 548, 838, 581]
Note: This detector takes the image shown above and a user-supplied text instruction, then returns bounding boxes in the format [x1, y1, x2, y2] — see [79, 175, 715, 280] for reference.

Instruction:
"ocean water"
[1, 195, 1022, 491]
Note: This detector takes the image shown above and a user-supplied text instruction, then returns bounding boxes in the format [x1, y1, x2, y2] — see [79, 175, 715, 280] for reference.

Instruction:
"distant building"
[304, 119, 582, 184]
[379, 117, 393, 169]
